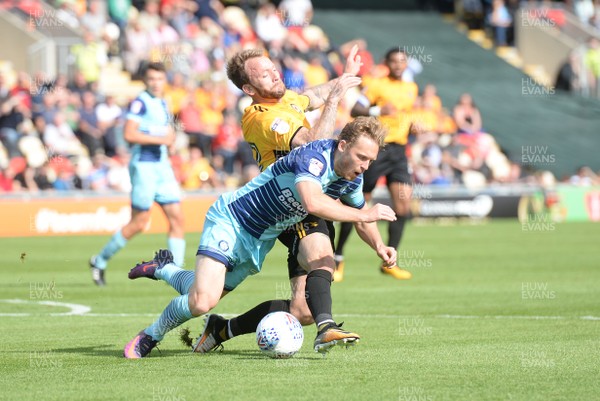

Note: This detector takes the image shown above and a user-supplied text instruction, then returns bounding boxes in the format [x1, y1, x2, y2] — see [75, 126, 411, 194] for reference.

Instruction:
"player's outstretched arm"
[301, 44, 363, 111]
[292, 74, 362, 148]
[354, 216, 397, 268]
[296, 181, 396, 223]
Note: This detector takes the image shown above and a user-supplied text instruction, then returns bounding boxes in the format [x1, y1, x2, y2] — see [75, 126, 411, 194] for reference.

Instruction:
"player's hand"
[163, 130, 176, 146]
[377, 246, 397, 268]
[381, 103, 398, 116]
[410, 118, 427, 135]
[329, 74, 362, 102]
[344, 44, 363, 76]
[361, 203, 396, 223]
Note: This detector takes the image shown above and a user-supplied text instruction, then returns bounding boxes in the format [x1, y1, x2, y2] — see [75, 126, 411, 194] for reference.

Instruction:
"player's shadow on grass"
[54, 344, 195, 359]
[51, 346, 317, 360]
[53, 344, 127, 358]
[209, 349, 317, 361]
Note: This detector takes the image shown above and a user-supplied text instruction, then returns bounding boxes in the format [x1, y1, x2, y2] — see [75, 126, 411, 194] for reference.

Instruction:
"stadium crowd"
[460, 0, 600, 97]
[1, 0, 598, 194]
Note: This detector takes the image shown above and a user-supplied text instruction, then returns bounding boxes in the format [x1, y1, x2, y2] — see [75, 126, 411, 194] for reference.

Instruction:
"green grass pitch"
[0, 220, 598, 401]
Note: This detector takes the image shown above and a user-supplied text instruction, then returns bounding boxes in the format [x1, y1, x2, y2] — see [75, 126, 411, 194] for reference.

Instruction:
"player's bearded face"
[246, 57, 286, 100]
[253, 80, 285, 99]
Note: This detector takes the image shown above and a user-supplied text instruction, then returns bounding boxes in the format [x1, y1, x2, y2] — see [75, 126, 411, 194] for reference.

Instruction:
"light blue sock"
[168, 237, 186, 267]
[96, 230, 127, 269]
[145, 294, 193, 341]
[155, 263, 196, 295]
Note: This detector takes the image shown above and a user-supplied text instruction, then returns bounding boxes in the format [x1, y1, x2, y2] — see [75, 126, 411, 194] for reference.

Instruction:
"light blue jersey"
[127, 91, 170, 163]
[198, 139, 365, 290]
[126, 91, 180, 210]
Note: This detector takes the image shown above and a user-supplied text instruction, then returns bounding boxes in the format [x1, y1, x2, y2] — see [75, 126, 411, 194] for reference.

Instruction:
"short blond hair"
[338, 116, 387, 148]
[226, 49, 265, 90]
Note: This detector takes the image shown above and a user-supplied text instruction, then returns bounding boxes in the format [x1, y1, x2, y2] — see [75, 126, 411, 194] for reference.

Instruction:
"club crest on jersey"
[218, 240, 229, 252]
[290, 103, 302, 113]
[308, 158, 324, 176]
[271, 118, 290, 135]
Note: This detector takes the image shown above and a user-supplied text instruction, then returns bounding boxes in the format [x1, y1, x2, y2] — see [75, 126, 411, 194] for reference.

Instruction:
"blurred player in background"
[334, 47, 418, 281]
[88, 62, 185, 286]
[123, 117, 397, 358]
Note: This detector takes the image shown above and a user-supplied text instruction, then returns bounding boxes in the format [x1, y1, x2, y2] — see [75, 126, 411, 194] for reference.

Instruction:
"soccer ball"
[256, 312, 304, 359]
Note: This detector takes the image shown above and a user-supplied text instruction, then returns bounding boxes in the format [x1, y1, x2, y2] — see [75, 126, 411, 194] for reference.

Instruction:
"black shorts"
[362, 143, 411, 193]
[237, 141, 258, 168]
[277, 214, 335, 280]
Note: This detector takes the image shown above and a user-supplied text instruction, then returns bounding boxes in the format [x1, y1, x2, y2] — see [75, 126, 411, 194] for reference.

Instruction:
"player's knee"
[170, 213, 185, 231]
[305, 256, 335, 274]
[394, 204, 410, 216]
[188, 293, 217, 317]
[299, 240, 335, 271]
[130, 214, 150, 233]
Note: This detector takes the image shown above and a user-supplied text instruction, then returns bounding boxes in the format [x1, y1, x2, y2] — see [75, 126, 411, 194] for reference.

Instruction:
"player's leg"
[333, 222, 353, 282]
[192, 228, 304, 353]
[89, 162, 155, 285]
[289, 275, 312, 325]
[128, 248, 195, 295]
[124, 254, 227, 359]
[187, 255, 228, 316]
[125, 208, 242, 358]
[388, 181, 411, 247]
[89, 208, 150, 286]
[192, 298, 292, 353]
[297, 231, 360, 353]
[161, 202, 186, 267]
[191, 249, 276, 352]
[382, 144, 412, 280]
[157, 163, 186, 267]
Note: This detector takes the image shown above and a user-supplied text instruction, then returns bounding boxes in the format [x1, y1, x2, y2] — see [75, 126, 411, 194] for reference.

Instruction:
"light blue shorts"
[129, 161, 180, 210]
[197, 200, 276, 291]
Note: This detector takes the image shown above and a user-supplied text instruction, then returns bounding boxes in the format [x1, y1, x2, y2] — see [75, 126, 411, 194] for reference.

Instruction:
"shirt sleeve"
[292, 148, 327, 187]
[296, 92, 311, 112]
[126, 98, 146, 123]
[364, 80, 380, 105]
[340, 180, 366, 209]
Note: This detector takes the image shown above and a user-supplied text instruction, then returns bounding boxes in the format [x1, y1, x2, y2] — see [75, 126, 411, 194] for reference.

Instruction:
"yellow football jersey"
[365, 76, 418, 145]
[242, 90, 311, 171]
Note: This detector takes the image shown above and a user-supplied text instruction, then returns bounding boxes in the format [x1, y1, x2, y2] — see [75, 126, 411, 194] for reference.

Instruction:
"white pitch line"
[435, 314, 566, 320]
[0, 299, 91, 316]
[0, 301, 598, 322]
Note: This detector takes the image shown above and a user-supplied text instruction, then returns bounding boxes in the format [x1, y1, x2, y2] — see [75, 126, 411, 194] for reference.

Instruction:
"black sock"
[228, 299, 291, 337]
[305, 269, 333, 327]
[388, 214, 407, 250]
[334, 222, 353, 257]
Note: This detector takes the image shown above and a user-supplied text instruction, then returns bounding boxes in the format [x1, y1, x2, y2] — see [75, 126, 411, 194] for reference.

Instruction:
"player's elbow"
[123, 129, 135, 143]
[290, 127, 312, 149]
[301, 199, 319, 216]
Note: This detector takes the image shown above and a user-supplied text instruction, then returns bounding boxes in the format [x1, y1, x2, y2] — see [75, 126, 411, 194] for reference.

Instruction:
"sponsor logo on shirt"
[271, 118, 290, 134]
[308, 158, 324, 176]
[130, 100, 143, 114]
